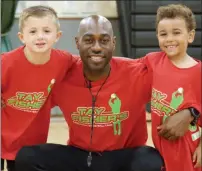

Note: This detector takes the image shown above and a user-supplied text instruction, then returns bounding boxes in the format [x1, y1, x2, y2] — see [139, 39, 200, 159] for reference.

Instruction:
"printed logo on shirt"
[151, 87, 197, 132]
[6, 79, 56, 113]
[71, 93, 129, 136]
[7, 92, 46, 113]
[151, 87, 184, 116]
[48, 79, 56, 94]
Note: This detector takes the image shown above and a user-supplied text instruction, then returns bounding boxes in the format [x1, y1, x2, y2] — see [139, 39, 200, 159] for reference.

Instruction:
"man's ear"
[75, 37, 80, 50]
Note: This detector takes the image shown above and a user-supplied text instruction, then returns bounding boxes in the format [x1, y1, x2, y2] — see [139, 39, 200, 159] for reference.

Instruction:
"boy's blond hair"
[156, 4, 196, 31]
[19, 5, 60, 32]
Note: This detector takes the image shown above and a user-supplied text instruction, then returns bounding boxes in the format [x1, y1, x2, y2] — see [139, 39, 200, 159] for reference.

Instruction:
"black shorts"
[15, 143, 165, 171]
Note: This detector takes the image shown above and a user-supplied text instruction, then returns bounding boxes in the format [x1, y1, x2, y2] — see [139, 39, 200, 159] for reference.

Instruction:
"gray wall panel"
[131, 1, 202, 14]
[131, 31, 201, 47]
[131, 15, 202, 30]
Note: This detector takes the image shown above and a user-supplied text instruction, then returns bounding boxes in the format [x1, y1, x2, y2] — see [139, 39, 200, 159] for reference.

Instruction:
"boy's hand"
[193, 143, 202, 168]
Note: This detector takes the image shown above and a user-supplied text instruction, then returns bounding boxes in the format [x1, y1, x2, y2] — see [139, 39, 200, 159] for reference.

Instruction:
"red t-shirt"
[146, 52, 201, 171]
[53, 57, 152, 152]
[1, 46, 77, 160]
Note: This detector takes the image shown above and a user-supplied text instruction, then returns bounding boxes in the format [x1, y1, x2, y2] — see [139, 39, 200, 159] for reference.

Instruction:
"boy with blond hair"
[1, 5, 77, 171]
[143, 4, 201, 171]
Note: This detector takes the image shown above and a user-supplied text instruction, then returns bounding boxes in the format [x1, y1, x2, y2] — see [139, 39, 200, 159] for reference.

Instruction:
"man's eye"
[101, 39, 109, 43]
[85, 39, 92, 43]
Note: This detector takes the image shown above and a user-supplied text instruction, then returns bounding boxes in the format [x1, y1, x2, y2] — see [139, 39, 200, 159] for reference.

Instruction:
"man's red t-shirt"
[1, 46, 76, 160]
[53, 57, 152, 152]
[146, 52, 201, 171]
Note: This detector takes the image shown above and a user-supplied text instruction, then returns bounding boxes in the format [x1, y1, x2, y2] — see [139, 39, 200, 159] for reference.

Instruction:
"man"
[15, 15, 198, 171]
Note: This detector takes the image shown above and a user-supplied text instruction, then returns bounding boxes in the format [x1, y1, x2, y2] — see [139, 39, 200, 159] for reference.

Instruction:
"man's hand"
[157, 109, 193, 140]
[193, 142, 202, 168]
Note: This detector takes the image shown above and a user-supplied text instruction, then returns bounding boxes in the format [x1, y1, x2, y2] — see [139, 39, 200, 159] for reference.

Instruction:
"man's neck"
[84, 64, 110, 81]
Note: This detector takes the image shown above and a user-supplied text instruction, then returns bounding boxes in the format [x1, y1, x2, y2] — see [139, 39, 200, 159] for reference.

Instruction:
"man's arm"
[157, 109, 196, 140]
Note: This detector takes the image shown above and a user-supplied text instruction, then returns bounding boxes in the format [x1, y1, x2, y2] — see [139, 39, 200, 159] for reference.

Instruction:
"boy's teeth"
[168, 45, 175, 48]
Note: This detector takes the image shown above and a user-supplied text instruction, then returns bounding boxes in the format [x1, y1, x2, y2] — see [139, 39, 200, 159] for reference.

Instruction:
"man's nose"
[91, 41, 102, 53]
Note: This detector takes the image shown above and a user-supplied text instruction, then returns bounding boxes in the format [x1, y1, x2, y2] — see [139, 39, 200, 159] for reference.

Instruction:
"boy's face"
[18, 15, 61, 53]
[157, 18, 195, 59]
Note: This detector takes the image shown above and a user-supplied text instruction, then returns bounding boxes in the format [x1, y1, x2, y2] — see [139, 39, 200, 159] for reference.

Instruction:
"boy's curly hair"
[156, 4, 196, 31]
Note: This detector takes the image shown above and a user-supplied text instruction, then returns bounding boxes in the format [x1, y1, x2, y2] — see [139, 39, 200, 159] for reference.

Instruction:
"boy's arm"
[133, 52, 155, 71]
[137, 54, 153, 103]
[180, 63, 201, 126]
[132, 54, 154, 102]
[158, 62, 201, 140]
[1, 53, 10, 108]
[142, 65, 153, 103]
[50, 52, 79, 108]
[129, 58, 153, 104]
[193, 133, 202, 168]
[192, 68, 201, 125]
[58, 52, 79, 81]
[129, 54, 154, 103]
[1, 53, 8, 92]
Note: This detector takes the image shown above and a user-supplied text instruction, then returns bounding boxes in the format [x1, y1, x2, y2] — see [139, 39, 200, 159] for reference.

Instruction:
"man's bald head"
[77, 15, 114, 37]
[75, 15, 116, 76]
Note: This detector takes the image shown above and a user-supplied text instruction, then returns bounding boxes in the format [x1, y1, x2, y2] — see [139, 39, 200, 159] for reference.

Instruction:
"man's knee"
[130, 146, 165, 171]
[15, 145, 39, 170]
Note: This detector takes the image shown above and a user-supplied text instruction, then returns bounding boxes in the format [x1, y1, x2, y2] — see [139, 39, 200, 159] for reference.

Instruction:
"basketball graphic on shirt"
[177, 87, 183, 94]
[71, 92, 129, 137]
[109, 93, 122, 136]
[170, 87, 184, 110]
[47, 78, 56, 94]
[111, 93, 116, 99]
[51, 79, 55, 84]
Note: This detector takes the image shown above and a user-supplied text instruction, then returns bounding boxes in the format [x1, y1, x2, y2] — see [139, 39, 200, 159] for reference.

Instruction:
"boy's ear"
[55, 31, 62, 43]
[188, 29, 195, 43]
[17, 32, 25, 44]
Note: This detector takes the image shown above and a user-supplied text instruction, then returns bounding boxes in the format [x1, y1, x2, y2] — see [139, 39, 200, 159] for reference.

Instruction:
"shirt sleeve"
[180, 63, 201, 126]
[1, 53, 8, 92]
[50, 52, 79, 107]
[143, 67, 153, 103]
[191, 68, 201, 126]
[127, 58, 153, 104]
[134, 54, 153, 103]
[1, 53, 12, 109]
[133, 53, 154, 71]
